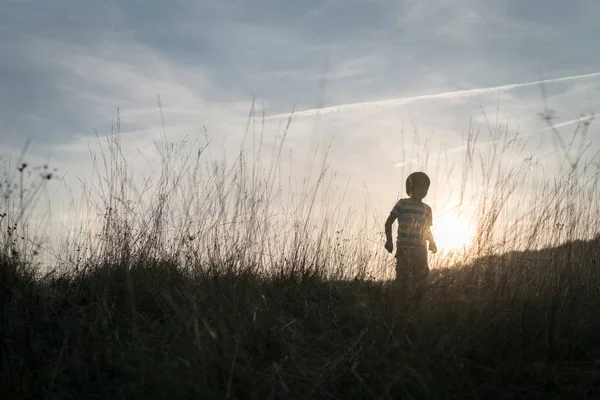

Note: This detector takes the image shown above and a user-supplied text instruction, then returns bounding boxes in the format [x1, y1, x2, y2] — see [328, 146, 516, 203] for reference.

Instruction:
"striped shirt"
[390, 198, 433, 248]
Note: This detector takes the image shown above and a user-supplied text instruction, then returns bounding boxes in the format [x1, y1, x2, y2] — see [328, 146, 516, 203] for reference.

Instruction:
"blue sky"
[2, 0, 600, 257]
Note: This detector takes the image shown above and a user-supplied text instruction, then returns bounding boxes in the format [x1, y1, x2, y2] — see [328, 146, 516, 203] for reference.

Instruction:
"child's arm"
[425, 227, 437, 253]
[384, 213, 395, 253]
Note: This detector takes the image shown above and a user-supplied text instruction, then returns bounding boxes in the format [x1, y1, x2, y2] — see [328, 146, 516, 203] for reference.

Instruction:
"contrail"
[391, 113, 597, 163]
[428, 115, 596, 157]
[267, 71, 600, 120]
[537, 115, 596, 133]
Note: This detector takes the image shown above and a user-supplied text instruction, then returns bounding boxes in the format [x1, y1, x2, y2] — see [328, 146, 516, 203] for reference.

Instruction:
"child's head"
[406, 172, 430, 200]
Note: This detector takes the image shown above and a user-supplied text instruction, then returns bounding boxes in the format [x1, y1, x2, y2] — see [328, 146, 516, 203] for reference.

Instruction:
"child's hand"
[429, 242, 437, 254]
[384, 240, 393, 254]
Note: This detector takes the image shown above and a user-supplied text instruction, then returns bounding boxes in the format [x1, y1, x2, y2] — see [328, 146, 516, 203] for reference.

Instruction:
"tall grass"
[1, 103, 600, 399]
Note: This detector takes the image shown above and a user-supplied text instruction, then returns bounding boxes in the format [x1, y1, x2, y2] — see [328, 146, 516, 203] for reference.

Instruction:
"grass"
[1, 104, 600, 399]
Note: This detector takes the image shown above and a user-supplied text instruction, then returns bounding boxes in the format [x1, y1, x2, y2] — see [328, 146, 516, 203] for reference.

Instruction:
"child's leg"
[411, 247, 429, 304]
[413, 247, 429, 285]
[395, 249, 413, 291]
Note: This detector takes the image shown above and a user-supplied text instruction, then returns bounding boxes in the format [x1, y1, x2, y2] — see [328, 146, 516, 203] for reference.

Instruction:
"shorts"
[395, 246, 429, 289]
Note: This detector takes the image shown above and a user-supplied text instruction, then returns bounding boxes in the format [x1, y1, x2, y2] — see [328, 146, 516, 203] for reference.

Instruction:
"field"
[1, 108, 600, 399]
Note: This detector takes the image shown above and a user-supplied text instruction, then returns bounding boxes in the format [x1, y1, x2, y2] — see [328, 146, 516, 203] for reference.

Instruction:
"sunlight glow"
[432, 212, 473, 251]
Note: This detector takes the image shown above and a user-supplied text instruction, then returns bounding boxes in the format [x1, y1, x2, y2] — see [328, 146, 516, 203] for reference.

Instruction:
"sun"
[432, 212, 473, 251]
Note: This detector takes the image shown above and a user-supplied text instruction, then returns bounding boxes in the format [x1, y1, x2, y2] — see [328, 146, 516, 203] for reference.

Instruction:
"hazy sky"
[2, 0, 600, 257]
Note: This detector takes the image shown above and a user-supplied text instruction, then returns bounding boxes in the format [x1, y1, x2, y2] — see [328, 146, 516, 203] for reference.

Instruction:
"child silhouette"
[385, 172, 437, 291]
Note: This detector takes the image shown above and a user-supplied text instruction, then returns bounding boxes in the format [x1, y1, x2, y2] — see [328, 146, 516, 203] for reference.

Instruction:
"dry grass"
[1, 105, 600, 399]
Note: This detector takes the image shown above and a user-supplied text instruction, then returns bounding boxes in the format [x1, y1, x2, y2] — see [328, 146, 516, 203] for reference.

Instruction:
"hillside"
[2, 236, 600, 399]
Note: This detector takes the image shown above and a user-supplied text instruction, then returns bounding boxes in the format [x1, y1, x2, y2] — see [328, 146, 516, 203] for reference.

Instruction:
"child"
[384, 172, 437, 291]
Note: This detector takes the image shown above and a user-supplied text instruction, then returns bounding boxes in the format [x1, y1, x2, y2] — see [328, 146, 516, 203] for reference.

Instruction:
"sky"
[2, 0, 600, 264]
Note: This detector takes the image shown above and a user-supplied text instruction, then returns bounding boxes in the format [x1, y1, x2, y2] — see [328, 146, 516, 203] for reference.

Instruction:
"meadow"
[1, 105, 600, 399]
